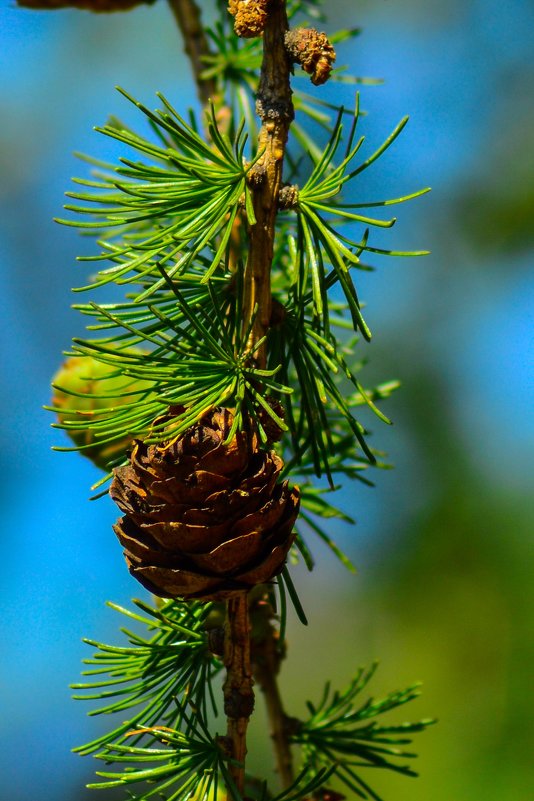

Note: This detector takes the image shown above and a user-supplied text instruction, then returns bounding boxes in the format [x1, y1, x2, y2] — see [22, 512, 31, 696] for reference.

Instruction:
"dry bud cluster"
[228, 0, 269, 38]
[284, 27, 336, 86]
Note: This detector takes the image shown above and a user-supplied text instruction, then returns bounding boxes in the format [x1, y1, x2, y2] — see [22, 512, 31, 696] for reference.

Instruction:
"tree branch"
[251, 604, 295, 788]
[223, 592, 255, 799]
[240, 1, 295, 785]
[167, 0, 217, 107]
[169, 2, 296, 793]
[243, 0, 294, 367]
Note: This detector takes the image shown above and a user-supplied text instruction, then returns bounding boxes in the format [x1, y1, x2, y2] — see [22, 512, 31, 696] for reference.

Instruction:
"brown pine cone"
[110, 408, 300, 600]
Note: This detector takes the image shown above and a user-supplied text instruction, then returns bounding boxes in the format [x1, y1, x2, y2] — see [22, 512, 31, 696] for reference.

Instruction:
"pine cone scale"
[113, 518, 168, 566]
[147, 520, 231, 550]
[127, 561, 223, 598]
[190, 531, 266, 576]
[232, 484, 290, 535]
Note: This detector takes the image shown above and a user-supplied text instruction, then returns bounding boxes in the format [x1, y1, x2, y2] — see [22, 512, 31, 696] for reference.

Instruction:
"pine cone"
[110, 408, 300, 600]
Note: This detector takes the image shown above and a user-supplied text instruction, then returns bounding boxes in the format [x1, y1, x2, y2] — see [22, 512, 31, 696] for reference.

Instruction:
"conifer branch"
[223, 592, 255, 799]
[167, 0, 217, 106]
[251, 596, 296, 787]
[235, 2, 296, 786]
[243, 0, 294, 366]
[28, 0, 435, 796]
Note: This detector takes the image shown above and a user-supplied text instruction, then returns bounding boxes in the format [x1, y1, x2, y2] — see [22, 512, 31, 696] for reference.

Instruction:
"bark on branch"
[167, 0, 217, 106]
[251, 601, 296, 787]
[223, 593, 255, 798]
[243, 0, 294, 368]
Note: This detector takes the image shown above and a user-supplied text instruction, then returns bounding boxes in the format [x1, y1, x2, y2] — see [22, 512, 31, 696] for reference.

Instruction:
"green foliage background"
[0, 0, 532, 800]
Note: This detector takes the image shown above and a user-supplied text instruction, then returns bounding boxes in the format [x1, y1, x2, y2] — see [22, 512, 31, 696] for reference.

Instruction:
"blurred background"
[0, 0, 532, 799]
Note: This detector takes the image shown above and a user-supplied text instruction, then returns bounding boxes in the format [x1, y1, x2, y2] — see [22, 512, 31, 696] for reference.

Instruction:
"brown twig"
[251, 601, 295, 788]
[243, 0, 294, 367]
[167, 0, 217, 107]
[223, 592, 255, 799]
[170, 1, 296, 792]
[239, 0, 295, 786]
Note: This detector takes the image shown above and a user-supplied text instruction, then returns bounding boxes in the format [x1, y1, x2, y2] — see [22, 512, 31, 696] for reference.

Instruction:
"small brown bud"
[278, 184, 299, 210]
[224, 686, 255, 718]
[216, 735, 233, 758]
[228, 0, 268, 39]
[284, 28, 336, 86]
[248, 162, 267, 186]
[207, 626, 225, 657]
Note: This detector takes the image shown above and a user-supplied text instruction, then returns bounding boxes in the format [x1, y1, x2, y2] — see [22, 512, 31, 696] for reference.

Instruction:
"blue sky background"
[0, 1, 532, 800]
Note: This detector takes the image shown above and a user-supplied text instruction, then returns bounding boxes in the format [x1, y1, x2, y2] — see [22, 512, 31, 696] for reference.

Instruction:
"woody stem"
[243, 0, 294, 368]
[241, 0, 295, 786]
[171, 0, 296, 792]
[223, 592, 255, 799]
[252, 624, 295, 787]
[167, 0, 217, 107]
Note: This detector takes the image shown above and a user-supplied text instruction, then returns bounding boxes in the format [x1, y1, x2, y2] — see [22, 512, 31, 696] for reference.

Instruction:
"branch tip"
[285, 27, 336, 86]
[228, 0, 269, 38]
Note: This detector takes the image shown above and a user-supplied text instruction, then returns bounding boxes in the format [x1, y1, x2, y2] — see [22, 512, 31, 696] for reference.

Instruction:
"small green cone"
[51, 354, 152, 470]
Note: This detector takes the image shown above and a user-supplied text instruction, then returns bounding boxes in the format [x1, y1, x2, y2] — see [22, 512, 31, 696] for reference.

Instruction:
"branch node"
[248, 164, 267, 186]
[223, 593, 255, 795]
[216, 735, 233, 759]
[207, 625, 225, 657]
[224, 686, 255, 719]
[255, 97, 294, 124]
[278, 183, 299, 209]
